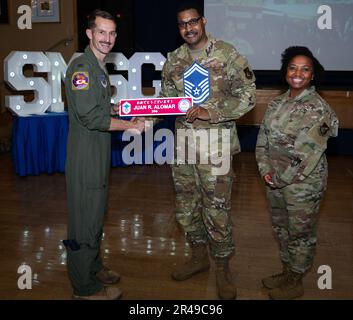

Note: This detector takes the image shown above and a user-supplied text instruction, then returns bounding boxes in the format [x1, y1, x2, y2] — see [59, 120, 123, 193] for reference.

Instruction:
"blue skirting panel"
[11, 112, 176, 176]
[11, 113, 352, 177]
[12, 113, 69, 177]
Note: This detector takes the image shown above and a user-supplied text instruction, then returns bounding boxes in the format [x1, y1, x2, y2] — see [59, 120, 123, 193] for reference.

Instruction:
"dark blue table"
[12, 113, 69, 176]
[12, 112, 349, 177]
[12, 112, 175, 176]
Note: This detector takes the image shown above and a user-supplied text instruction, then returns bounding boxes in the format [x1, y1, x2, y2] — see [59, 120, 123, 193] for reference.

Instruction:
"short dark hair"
[87, 9, 117, 29]
[176, 2, 203, 17]
[280, 46, 324, 85]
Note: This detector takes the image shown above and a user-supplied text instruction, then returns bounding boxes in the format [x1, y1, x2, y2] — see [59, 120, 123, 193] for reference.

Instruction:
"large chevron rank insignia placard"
[183, 62, 210, 105]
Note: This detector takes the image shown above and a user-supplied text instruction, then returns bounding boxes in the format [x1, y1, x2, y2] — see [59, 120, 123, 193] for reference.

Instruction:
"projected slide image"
[205, 0, 353, 70]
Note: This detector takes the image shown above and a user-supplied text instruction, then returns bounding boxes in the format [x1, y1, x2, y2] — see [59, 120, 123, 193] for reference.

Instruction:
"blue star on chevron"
[183, 62, 210, 105]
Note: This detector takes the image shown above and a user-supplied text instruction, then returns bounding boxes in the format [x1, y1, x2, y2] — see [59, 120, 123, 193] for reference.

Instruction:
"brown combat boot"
[72, 286, 122, 300]
[171, 243, 210, 281]
[215, 258, 237, 300]
[269, 269, 304, 300]
[96, 266, 121, 285]
[262, 262, 289, 289]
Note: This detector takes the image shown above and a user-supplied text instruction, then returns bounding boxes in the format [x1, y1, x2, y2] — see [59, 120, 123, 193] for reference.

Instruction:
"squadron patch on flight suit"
[72, 72, 89, 90]
[99, 74, 108, 88]
[319, 122, 330, 136]
[244, 67, 253, 80]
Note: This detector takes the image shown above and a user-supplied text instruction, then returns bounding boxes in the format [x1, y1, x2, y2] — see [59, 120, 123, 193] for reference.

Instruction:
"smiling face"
[86, 16, 117, 61]
[286, 55, 314, 97]
[177, 9, 208, 50]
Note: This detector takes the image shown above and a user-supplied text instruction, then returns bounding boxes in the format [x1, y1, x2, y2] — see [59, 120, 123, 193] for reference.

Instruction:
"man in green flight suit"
[64, 9, 144, 300]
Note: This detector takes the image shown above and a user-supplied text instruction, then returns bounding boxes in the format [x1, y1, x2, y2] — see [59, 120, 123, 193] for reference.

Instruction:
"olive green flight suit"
[64, 46, 112, 296]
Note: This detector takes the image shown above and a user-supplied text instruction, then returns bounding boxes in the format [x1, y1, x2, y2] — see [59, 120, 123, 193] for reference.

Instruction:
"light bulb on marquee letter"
[4, 51, 168, 115]
[128, 53, 166, 99]
[45, 52, 67, 113]
[105, 53, 129, 104]
[4, 51, 51, 116]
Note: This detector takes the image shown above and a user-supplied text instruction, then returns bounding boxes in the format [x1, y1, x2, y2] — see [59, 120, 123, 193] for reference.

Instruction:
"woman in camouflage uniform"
[256, 46, 338, 300]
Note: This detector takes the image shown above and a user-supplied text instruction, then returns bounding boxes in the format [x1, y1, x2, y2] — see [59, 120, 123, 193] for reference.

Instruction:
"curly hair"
[177, 2, 203, 17]
[280, 46, 325, 86]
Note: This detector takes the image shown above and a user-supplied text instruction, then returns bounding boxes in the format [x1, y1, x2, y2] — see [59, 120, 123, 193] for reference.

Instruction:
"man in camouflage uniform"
[160, 3, 256, 299]
[256, 48, 338, 299]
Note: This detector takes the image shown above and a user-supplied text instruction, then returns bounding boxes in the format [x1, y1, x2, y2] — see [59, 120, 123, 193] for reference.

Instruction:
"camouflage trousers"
[266, 168, 327, 274]
[171, 162, 235, 259]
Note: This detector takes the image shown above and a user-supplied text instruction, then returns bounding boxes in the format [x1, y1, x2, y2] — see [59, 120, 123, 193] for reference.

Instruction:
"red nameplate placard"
[119, 97, 193, 117]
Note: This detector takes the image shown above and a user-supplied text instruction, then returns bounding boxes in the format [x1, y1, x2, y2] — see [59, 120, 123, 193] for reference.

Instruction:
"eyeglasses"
[177, 17, 202, 29]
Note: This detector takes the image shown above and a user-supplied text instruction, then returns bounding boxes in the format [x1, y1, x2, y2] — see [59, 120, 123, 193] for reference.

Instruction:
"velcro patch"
[72, 72, 89, 90]
[319, 122, 330, 136]
[305, 118, 330, 147]
[244, 67, 253, 80]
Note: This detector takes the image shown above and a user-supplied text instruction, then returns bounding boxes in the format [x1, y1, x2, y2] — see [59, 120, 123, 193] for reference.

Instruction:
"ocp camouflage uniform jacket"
[256, 86, 339, 188]
[160, 33, 256, 155]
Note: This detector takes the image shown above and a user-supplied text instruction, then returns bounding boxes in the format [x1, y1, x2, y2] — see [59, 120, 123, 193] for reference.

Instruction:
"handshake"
[131, 117, 147, 133]
[110, 104, 151, 134]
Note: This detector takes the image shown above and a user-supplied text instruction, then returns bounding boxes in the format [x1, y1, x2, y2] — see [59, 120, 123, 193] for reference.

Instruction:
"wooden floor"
[0, 152, 352, 300]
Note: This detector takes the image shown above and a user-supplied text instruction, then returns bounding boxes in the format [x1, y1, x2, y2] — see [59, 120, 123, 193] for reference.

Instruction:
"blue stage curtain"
[12, 112, 176, 176]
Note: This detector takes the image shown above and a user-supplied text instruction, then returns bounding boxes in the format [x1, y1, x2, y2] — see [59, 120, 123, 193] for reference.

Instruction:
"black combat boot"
[171, 243, 210, 281]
